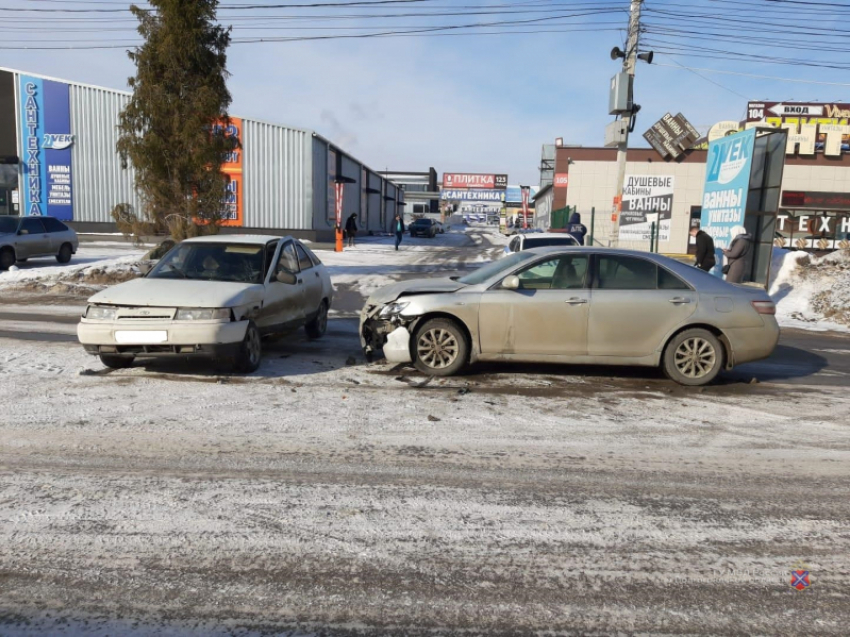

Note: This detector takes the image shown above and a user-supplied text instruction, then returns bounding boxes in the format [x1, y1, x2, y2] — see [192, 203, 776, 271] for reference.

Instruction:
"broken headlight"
[378, 301, 410, 319]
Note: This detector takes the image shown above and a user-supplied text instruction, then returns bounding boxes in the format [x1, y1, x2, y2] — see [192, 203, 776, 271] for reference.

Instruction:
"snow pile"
[0, 255, 144, 296]
[769, 248, 850, 331]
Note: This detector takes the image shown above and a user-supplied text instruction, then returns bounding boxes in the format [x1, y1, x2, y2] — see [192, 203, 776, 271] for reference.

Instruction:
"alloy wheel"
[674, 337, 716, 379]
[417, 328, 459, 369]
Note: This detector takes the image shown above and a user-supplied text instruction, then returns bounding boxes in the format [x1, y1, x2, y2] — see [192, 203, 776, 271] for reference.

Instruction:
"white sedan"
[77, 235, 333, 373]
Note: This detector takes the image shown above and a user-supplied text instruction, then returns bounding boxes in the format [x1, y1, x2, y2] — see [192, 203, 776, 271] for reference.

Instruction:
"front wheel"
[56, 243, 73, 264]
[0, 248, 15, 271]
[663, 329, 724, 386]
[305, 300, 328, 339]
[100, 354, 135, 369]
[413, 318, 469, 377]
[234, 321, 262, 373]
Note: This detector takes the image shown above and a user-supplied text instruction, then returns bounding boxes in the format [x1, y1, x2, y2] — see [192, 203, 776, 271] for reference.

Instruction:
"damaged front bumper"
[360, 303, 414, 363]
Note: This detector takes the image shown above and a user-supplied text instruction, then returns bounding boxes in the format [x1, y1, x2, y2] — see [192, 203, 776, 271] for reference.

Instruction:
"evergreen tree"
[117, 0, 236, 240]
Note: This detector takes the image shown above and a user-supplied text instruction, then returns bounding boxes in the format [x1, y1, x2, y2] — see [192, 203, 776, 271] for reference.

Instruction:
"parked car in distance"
[77, 235, 333, 373]
[502, 232, 579, 257]
[361, 247, 779, 386]
[0, 215, 79, 270]
[409, 218, 439, 238]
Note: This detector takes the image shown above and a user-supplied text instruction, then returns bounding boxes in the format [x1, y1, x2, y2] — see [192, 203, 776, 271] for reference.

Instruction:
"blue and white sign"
[504, 185, 539, 204]
[19, 75, 74, 220]
[440, 189, 505, 202]
[700, 128, 756, 273]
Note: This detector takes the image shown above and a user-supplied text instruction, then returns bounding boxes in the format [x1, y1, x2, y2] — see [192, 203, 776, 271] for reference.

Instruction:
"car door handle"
[298, 279, 303, 284]
[566, 298, 588, 305]
[669, 297, 691, 304]
[315, 271, 320, 278]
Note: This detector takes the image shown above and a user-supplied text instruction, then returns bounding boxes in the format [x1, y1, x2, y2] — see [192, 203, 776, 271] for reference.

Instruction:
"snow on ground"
[770, 248, 850, 332]
[1, 333, 849, 635]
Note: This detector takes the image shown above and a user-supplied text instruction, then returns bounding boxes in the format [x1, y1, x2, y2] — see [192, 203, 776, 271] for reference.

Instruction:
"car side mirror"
[18, 229, 28, 236]
[276, 270, 297, 285]
[135, 262, 154, 276]
[501, 275, 520, 290]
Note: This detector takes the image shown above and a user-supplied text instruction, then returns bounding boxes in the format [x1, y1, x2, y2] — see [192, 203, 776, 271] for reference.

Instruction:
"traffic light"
[0, 156, 19, 165]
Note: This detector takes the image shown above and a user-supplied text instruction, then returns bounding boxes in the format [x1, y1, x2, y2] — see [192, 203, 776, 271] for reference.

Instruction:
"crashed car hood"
[368, 277, 466, 305]
[87, 277, 265, 308]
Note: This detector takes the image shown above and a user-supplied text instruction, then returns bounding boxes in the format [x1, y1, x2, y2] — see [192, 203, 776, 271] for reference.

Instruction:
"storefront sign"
[745, 101, 850, 156]
[18, 75, 74, 220]
[700, 128, 756, 250]
[775, 212, 850, 250]
[619, 175, 675, 242]
[781, 190, 850, 211]
[442, 173, 508, 189]
[440, 189, 506, 202]
[554, 173, 569, 187]
[216, 117, 243, 226]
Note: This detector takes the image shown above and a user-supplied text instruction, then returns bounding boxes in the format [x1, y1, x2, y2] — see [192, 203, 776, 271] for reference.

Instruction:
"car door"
[478, 254, 590, 356]
[586, 254, 697, 358]
[257, 240, 306, 332]
[17, 218, 51, 257]
[295, 241, 323, 313]
[41, 217, 69, 252]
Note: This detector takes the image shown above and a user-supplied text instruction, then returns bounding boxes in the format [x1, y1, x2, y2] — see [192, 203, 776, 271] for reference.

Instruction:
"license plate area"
[114, 330, 168, 344]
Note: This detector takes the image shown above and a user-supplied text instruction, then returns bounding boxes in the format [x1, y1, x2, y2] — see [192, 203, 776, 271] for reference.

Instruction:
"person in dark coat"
[566, 212, 588, 245]
[723, 225, 753, 284]
[393, 213, 405, 251]
[345, 213, 358, 247]
[690, 225, 716, 272]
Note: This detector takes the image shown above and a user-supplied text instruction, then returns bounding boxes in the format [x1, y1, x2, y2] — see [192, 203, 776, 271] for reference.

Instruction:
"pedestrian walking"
[690, 224, 716, 272]
[566, 212, 588, 245]
[722, 225, 753, 284]
[345, 213, 358, 248]
[393, 213, 405, 251]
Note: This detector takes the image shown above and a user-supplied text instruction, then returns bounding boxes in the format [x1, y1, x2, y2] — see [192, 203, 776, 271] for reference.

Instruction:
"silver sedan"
[361, 247, 780, 386]
[0, 215, 79, 269]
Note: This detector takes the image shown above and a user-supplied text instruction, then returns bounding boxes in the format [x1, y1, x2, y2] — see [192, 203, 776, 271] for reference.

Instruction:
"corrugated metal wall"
[70, 84, 140, 223]
[242, 119, 311, 230]
[311, 136, 329, 231]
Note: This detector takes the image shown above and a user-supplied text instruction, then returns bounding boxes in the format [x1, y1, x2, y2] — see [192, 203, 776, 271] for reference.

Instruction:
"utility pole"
[609, 0, 644, 248]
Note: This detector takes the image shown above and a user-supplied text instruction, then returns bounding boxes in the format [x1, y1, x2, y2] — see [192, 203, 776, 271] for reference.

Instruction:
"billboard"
[442, 173, 507, 189]
[218, 117, 243, 226]
[745, 102, 850, 156]
[700, 128, 757, 272]
[504, 185, 539, 204]
[440, 189, 505, 202]
[619, 175, 674, 242]
[643, 113, 700, 160]
[19, 75, 74, 220]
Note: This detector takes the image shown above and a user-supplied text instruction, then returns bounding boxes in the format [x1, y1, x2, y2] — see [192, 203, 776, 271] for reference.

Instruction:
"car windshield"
[524, 237, 576, 249]
[458, 251, 536, 286]
[148, 242, 266, 284]
[0, 217, 19, 234]
[412, 219, 430, 225]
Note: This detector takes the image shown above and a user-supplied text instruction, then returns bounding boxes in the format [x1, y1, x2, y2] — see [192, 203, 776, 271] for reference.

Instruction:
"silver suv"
[0, 216, 79, 269]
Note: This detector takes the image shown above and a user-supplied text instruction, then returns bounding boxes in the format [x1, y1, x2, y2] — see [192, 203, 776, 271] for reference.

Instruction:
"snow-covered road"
[1, 228, 849, 635]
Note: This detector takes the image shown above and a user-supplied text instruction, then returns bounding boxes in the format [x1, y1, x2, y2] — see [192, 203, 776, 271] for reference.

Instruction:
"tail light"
[752, 300, 776, 315]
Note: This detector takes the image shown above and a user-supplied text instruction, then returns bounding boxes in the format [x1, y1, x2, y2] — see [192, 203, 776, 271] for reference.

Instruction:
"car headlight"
[379, 301, 410, 318]
[175, 308, 231, 321]
[85, 305, 117, 321]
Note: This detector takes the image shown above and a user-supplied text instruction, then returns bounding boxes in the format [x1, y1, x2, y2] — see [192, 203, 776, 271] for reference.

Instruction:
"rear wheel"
[99, 354, 135, 369]
[413, 318, 469, 377]
[234, 321, 262, 373]
[0, 248, 15, 271]
[663, 328, 723, 386]
[305, 300, 329, 339]
[56, 243, 73, 264]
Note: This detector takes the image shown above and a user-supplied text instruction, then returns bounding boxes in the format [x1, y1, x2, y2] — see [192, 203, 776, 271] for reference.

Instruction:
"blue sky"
[2, 0, 849, 184]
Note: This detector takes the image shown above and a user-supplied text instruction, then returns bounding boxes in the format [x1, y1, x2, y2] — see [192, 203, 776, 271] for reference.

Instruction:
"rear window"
[0, 217, 18, 234]
[524, 237, 577, 249]
[41, 217, 69, 233]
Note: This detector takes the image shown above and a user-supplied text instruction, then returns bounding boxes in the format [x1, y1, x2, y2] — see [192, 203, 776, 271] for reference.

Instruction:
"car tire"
[0, 248, 15, 271]
[99, 354, 135, 369]
[663, 328, 724, 386]
[413, 318, 469, 377]
[56, 243, 73, 264]
[234, 321, 262, 374]
[305, 300, 329, 339]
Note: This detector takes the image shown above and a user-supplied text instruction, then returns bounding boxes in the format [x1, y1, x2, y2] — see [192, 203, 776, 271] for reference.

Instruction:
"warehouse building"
[0, 67, 404, 241]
